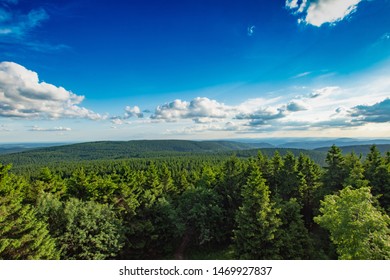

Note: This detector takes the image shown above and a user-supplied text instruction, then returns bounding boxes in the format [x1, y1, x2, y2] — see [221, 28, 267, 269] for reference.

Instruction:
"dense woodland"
[0, 144, 389, 260]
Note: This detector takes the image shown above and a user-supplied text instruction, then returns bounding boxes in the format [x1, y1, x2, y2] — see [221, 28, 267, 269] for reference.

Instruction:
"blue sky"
[0, 0, 389, 142]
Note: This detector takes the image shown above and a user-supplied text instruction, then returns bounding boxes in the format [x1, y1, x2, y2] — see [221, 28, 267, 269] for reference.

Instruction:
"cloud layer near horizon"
[0, 61, 102, 120]
[119, 82, 389, 135]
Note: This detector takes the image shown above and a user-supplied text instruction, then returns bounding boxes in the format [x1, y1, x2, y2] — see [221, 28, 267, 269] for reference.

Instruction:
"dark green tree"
[176, 186, 223, 259]
[322, 145, 347, 194]
[37, 195, 125, 260]
[364, 145, 390, 212]
[234, 161, 281, 259]
[274, 198, 314, 259]
[278, 152, 299, 199]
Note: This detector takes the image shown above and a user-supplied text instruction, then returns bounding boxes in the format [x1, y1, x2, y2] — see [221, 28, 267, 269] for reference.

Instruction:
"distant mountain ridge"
[315, 144, 390, 156]
[276, 138, 390, 150]
[0, 139, 388, 169]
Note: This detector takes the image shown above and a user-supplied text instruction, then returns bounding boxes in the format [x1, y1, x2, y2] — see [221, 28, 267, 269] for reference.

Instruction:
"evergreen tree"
[296, 154, 322, 230]
[217, 156, 245, 239]
[0, 164, 59, 260]
[364, 145, 390, 212]
[234, 162, 281, 259]
[343, 153, 369, 189]
[269, 151, 284, 196]
[322, 145, 347, 194]
[274, 198, 314, 259]
[278, 152, 299, 199]
[37, 195, 125, 260]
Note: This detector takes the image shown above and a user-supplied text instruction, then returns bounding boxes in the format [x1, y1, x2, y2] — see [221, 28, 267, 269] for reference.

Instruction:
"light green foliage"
[343, 153, 369, 189]
[0, 164, 59, 260]
[234, 161, 281, 259]
[314, 186, 390, 259]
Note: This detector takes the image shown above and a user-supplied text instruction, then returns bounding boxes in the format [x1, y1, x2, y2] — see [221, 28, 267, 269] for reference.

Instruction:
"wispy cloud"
[0, 0, 69, 53]
[0, 4, 48, 38]
[247, 25, 255, 36]
[0, 61, 103, 120]
[286, 0, 365, 27]
[0, 124, 11, 131]
[29, 125, 72, 132]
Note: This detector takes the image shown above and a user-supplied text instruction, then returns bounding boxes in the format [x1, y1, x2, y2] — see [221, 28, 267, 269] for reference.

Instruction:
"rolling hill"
[0, 139, 326, 167]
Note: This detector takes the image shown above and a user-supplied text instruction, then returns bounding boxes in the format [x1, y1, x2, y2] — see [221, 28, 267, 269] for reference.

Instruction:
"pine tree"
[234, 162, 281, 259]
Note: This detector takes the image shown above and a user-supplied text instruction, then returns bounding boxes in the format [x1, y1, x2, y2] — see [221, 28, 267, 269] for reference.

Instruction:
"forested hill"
[315, 144, 390, 156]
[0, 139, 326, 167]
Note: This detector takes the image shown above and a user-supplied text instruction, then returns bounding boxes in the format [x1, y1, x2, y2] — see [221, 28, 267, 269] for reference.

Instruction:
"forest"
[0, 144, 389, 260]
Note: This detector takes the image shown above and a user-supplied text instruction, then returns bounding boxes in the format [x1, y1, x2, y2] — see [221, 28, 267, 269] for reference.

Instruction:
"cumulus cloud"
[124, 105, 143, 118]
[286, 0, 364, 27]
[0, 61, 103, 120]
[29, 126, 72, 132]
[151, 97, 233, 121]
[350, 98, 390, 123]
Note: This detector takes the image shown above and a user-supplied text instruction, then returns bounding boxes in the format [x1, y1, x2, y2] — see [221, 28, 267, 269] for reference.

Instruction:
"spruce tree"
[0, 164, 59, 259]
[323, 145, 347, 194]
[234, 161, 281, 259]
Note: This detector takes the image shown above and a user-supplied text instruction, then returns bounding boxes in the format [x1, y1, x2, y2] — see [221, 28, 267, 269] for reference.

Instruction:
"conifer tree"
[234, 161, 281, 259]
[0, 164, 59, 260]
[364, 145, 390, 212]
[274, 198, 314, 259]
[323, 145, 347, 194]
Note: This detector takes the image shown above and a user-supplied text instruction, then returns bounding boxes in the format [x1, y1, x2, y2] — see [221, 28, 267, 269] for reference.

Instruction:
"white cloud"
[151, 97, 233, 121]
[286, 0, 364, 27]
[124, 105, 143, 118]
[0, 61, 103, 120]
[29, 126, 72, 132]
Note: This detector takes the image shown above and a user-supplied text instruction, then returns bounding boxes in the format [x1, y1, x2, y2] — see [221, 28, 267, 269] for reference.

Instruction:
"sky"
[0, 0, 390, 142]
